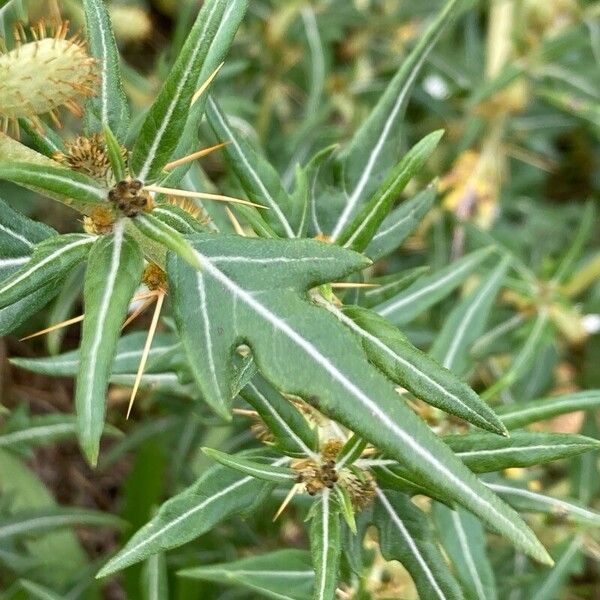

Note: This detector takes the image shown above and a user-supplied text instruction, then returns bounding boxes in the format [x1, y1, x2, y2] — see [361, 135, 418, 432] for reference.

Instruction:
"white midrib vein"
[486, 484, 600, 522]
[376, 488, 446, 600]
[377, 252, 487, 318]
[317, 490, 330, 600]
[498, 392, 600, 424]
[0, 237, 94, 295]
[81, 223, 124, 440]
[451, 511, 487, 600]
[442, 262, 506, 370]
[36, 171, 105, 200]
[89, 0, 109, 126]
[190, 250, 540, 555]
[221, 459, 293, 482]
[319, 299, 498, 431]
[246, 383, 318, 459]
[532, 538, 581, 600]
[209, 569, 313, 577]
[136, 0, 222, 181]
[371, 206, 417, 242]
[0, 515, 95, 538]
[0, 423, 74, 446]
[0, 222, 34, 248]
[0, 257, 28, 268]
[456, 443, 591, 458]
[208, 98, 295, 238]
[330, 41, 437, 241]
[103, 457, 288, 570]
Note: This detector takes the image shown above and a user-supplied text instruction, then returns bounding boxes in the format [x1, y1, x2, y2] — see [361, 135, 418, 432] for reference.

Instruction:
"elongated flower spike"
[0, 20, 97, 136]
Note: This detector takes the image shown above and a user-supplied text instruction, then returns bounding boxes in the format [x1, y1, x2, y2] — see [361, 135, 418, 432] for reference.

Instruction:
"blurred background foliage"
[0, 0, 598, 598]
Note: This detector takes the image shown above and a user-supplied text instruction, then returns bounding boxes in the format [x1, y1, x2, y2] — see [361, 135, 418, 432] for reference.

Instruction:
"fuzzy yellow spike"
[19, 314, 85, 341]
[191, 62, 224, 105]
[225, 207, 246, 236]
[126, 291, 165, 419]
[273, 483, 303, 522]
[143, 185, 268, 209]
[163, 142, 231, 172]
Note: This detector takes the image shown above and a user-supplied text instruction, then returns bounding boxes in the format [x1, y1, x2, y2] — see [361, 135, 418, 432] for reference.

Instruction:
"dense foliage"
[0, 0, 598, 598]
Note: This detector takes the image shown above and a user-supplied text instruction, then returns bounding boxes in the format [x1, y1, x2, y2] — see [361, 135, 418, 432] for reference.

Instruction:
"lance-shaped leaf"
[445, 432, 600, 473]
[330, 0, 460, 240]
[240, 375, 319, 458]
[165, 0, 249, 186]
[431, 257, 511, 376]
[19, 581, 63, 600]
[76, 226, 144, 466]
[0, 508, 124, 540]
[97, 454, 280, 577]
[374, 488, 464, 600]
[166, 234, 550, 565]
[206, 97, 297, 237]
[131, 0, 228, 181]
[82, 0, 130, 141]
[375, 247, 494, 324]
[179, 549, 314, 600]
[497, 390, 600, 430]
[337, 131, 443, 251]
[360, 266, 429, 308]
[365, 187, 437, 261]
[486, 482, 600, 526]
[132, 212, 202, 269]
[0, 162, 107, 212]
[333, 304, 507, 435]
[12, 332, 182, 377]
[432, 504, 497, 600]
[0, 414, 120, 450]
[310, 491, 341, 600]
[202, 448, 295, 484]
[0, 235, 94, 309]
[142, 553, 168, 600]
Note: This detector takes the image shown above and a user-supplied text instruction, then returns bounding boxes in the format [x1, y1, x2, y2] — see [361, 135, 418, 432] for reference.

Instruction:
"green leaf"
[330, 0, 461, 240]
[0, 162, 107, 212]
[82, 0, 130, 141]
[430, 257, 511, 375]
[333, 304, 507, 435]
[103, 125, 126, 182]
[337, 131, 443, 251]
[151, 203, 209, 234]
[142, 553, 168, 600]
[19, 580, 63, 600]
[165, 0, 250, 185]
[97, 454, 279, 577]
[359, 267, 430, 308]
[132, 212, 202, 270]
[0, 283, 60, 337]
[364, 188, 436, 261]
[336, 434, 368, 468]
[375, 247, 495, 325]
[206, 97, 297, 237]
[432, 504, 497, 600]
[0, 234, 94, 309]
[166, 234, 551, 565]
[178, 549, 314, 600]
[240, 375, 319, 458]
[310, 491, 341, 600]
[0, 508, 124, 540]
[486, 482, 600, 526]
[131, 0, 228, 182]
[0, 414, 121, 450]
[496, 390, 600, 429]
[202, 447, 296, 484]
[445, 432, 600, 473]
[76, 227, 144, 466]
[18, 118, 65, 158]
[374, 489, 464, 600]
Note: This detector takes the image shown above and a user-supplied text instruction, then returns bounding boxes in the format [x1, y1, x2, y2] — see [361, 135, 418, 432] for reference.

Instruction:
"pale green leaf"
[310, 490, 341, 600]
[82, 0, 130, 140]
[375, 247, 495, 324]
[142, 552, 168, 600]
[359, 267, 430, 308]
[178, 549, 314, 600]
[337, 131, 443, 251]
[374, 489, 464, 600]
[76, 226, 144, 466]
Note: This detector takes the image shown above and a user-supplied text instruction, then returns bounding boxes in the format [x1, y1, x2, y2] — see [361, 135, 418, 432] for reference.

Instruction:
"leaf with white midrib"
[97, 454, 283, 577]
[82, 0, 130, 140]
[131, 0, 227, 181]
[375, 247, 495, 324]
[202, 448, 295, 483]
[375, 488, 464, 600]
[330, 0, 460, 240]
[76, 225, 144, 466]
[165, 233, 550, 565]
